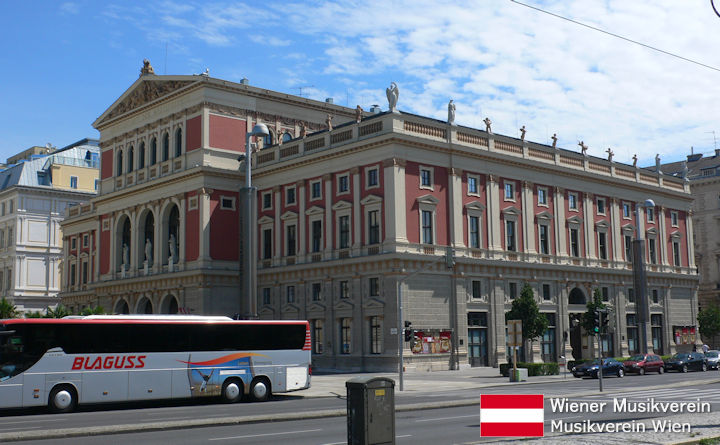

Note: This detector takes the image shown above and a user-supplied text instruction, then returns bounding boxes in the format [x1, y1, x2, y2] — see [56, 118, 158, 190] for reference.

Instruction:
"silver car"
[705, 350, 720, 370]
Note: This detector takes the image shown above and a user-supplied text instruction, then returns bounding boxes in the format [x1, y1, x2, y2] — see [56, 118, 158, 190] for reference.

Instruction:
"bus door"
[0, 330, 24, 408]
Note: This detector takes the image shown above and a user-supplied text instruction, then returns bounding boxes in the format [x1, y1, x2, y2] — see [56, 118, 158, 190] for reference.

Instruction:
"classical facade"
[0, 139, 99, 312]
[61, 63, 699, 371]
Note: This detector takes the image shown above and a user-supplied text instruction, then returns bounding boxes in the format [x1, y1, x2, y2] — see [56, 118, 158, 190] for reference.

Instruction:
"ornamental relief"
[105, 80, 195, 122]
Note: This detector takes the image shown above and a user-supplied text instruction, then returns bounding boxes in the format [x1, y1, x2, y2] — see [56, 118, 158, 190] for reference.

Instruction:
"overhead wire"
[509, 0, 720, 73]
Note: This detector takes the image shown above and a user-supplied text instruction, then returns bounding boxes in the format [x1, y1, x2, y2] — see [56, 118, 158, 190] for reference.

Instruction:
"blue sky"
[2, 1, 719, 167]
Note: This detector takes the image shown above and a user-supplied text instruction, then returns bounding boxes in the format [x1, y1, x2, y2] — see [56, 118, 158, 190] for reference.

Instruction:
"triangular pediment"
[362, 297, 385, 310]
[334, 299, 354, 311]
[258, 215, 274, 225]
[94, 77, 198, 128]
[360, 194, 383, 205]
[281, 303, 301, 314]
[306, 205, 324, 216]
[465, 200, 485, 212]
[535, 210, 552, 221]
[307, 302, 327, 312]
[258, 306, 276, 317]
[332, 200, 352, 211]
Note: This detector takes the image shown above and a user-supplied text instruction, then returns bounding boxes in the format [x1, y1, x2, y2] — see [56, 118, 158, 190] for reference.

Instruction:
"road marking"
[0, 427, 41, 432]
[0, 419, 62, 425]
[209, 429, 322, 441]
[415, 414, 479, 422]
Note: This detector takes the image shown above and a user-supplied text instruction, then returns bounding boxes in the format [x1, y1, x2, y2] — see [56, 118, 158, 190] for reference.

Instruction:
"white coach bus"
[0, 316, 311, 413]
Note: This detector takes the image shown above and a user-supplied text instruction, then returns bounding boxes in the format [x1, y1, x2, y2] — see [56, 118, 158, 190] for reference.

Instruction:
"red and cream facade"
[61, 69, 699, 371]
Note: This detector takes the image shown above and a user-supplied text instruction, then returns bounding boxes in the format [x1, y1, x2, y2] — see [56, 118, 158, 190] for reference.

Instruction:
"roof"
[0, 143, 100, 191]
[661, 151, 720, 180]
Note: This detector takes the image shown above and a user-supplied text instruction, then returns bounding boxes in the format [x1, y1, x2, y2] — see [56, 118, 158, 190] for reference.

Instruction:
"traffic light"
[593, 311, 601, 335]
[601, 311, 610, 332]
[404, 321, 413, 342]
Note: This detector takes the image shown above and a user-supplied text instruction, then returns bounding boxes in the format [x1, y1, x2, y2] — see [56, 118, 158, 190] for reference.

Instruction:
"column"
[554, 187, 566, 259]
[609, 198, 622, 265]
[382, 158, 407, 246]
[94, 221, 100, 282]
[448, 167, 463, 249]
[323, 175, 332, 256]
[274, 186, 281, 261]
[109, 214, 116, 277]
[152, 203, 161, 273]
[486, 175, 501, 252]
[178, 194, 186, 266]
[686, 210, 696, 269]
[521, 181, 535, 254]
[658, 206, 668, 266]
[298, 181, 306, 257]
[351, 167, 361, 252]
[198, 188, 213, 263]
[490, 277, 507, 366]
[583, 193, 595, 258]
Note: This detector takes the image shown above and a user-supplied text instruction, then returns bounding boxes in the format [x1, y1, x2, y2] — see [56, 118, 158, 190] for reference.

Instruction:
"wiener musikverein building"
[60, 61, 699, 371]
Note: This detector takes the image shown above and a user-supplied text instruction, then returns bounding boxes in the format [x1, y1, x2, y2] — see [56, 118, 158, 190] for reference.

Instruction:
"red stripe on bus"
[177, 352, 268, 366]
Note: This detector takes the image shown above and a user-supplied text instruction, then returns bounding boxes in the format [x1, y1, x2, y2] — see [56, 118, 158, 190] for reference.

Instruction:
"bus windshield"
[0, 326, 24, 381]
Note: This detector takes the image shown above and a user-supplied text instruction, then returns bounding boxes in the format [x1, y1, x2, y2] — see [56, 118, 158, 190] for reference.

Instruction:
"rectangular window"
[368, 210, 380, 245]
[509, 282, 517, 300]
[340, 318, 352, 354]
[340, 280, 349, 299]
[338, 174, 349, 193]
[286, 224, 296, 256]
[370, 316, 383, 354]
[541, 313, 556, 363]
[648, 238, 657, 264]
[539, 224, 549, 254]
[262, 228, 272, 259]
[570, 228, 579, 257]
[651, 314, 663, 355]
[472, 280, 481, 299]
[286, 187, 296, 205]
[568, 192, 578, 210]
[505, 220, 516, 251]
[673, 241, 681, 266]
[671, 211, 679, 227]
[504, 182, 514, 200]
[94, 179, 100, 191]
[70, 263, 76, 286]
[7, 200, 12, 214]
[311, 180, 322, 200]
[71, 237, 77, 250]
[339, 215, 350, 248]
[312, 319, 324, 354]
[286, 286, 295, 303]
[83, 234, 89, 248]
[5, 268, 11, 290]
[624, 235, 633, 262]
[598, 232, 607, 260]
[7, 228, 12, 246]
[312, 282, 322, 301]
[0, 229, 4, 248]
[311, 220, 322, 252]
[220, 196, 235, 210]
[262, 288, 271, 305]
[420, 167, 433, 188]
[262, 192, 272, 209]
[652, 289, 659, 304]
[628, 288, 635, 303]
[81, 261, 88, 284]
[623, 202, 631, 218]
[421, 210, 433, 244]
[70, 176, 78, 189]
[537, 187, 547, 205]
[468, 176, 478, 194]
[369, 277, 379, 296]
[542, 284, 551, 301]
[601, 287, 609, 302]
[367, 168, 378, 187]
[627, 314, 639, 355]
[469, 216, 480, 248]
[597, 197, 606, 215]
[646, 207, 655, 223]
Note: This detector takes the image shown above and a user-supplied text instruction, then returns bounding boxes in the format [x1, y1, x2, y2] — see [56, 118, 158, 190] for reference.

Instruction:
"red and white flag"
[480, 394, 544, 437]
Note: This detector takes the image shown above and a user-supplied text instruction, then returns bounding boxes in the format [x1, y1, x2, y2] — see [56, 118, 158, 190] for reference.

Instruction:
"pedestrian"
[703, 343, 709, 353]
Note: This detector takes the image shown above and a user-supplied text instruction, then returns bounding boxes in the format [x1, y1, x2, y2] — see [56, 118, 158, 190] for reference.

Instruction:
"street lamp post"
[239, 124, 269, 320]
[632, 198, 655, 355]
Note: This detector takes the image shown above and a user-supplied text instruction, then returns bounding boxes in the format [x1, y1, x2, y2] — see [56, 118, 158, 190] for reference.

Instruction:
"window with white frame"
[671, 211, 679, 227]
[7, 200, 11, 214]
[542, 284, 551, 301]
[310, 180, 322, 200]
[310, 218, 323, 253]
[312, 282, 322, 301]
[568, 192, 578, 210]
[648, 237, 657, 264]
[339, 280, 349, 299]
[504, 181, 515, 200]
[367, 210, 380, 244]
[505, 220, 516, 251]
[472, 280, 481, 299]
[262, 228, 273, 259]
[538, 223, 550, 254]
[286, 224, 297, 256]
[94, 179, 99, 191]
[596, 197, 606, 215]
[623, 202, 631, 218]
[419, 166, 433, 189]
[467, 175, 480, 195]
[70, 263, 76, 286]
[7, 228, 12, 246]
[569, 227, 580, 257]
[469, 216, 480, 248]
[598, 231, 608, 260]
[672, 240, 681, 266]
[418, 195, 438, 245]
[340, 318, 352, 354]
[71, 237, 77, 250]
[286, 285, 295, 303]
[70, 176, 78, 189]
[652, 289, 659, 304]
[262, 191, 273, 210]
[509, 282, 518, 299]
[220, 196, 235, 210]
[624, 233, 633, 263]
[338, 215, 350, 249]
[337, 173, 350, 194]
[83, 234, 89, 248]
[370, 316, 383, 354]
[601, 286, 609, 302]
[262, 287, 271, 305]
[369, 277, 379, 296]
[366, 166, 379, 188]
[81, 261, 88, 284]
[537, 187, 548, 206]
[646, 207, 655, 223]
[0, 229, 4, 248]
[285, 186, 296, 206]
[312, 319, 324, 354]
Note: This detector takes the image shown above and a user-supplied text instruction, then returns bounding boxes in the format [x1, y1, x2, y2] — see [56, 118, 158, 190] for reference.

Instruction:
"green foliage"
[80, 306, 105, 316]
[0, 298, 19, 319]
[24, 311, 44, 318]
[581, 289, 607, 336]
[698, 305, 720, 340]
[505, 283, 548, 341]
[45, 305, 71, 319]
[499, 362, 559, 377]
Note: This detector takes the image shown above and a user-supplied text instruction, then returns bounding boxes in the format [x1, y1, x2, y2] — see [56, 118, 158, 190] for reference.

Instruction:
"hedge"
[499, 362, 559, 377]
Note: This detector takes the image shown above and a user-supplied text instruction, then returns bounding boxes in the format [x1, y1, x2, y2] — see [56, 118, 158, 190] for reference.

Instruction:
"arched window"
[263, 132, 274, 147]
[136, 297, 153, 314]
[114, 299, 129, 314]
[282, 132, 293, 143]
[127, 145, 134, 173]
[162, 132, 169, 162]
[161, 295, 179, 314]
[150, 137, 157, 165]
[568, 288, 586, 305]
[174, 127, 182, 157]
[116, 150, 123, 176]
[164, 205, 180, 265]
[139, 142, 146, 169]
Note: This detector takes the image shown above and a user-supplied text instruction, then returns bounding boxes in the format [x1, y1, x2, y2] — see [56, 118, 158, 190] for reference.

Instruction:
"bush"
[500, 362, 559, 377]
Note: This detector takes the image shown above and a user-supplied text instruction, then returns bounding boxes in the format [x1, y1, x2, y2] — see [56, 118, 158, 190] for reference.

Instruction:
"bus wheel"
[221, 378, 243, 403]
[49, 385, 77, 414]
[250, 377, 271, 402]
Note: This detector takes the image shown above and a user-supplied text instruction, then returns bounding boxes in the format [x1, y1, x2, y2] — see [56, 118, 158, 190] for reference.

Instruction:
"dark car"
[664, 352, 707, 373]
[704, 350, 720, 370]
[572, 358, 624, 378]
[623, 354, 665, 375]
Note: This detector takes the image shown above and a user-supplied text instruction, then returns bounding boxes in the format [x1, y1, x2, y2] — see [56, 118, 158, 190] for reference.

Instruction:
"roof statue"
[655, 154, 662, 174]
[447, 100, 456, 125]
[201, 68, 210, 77]
[326, 114, 333, 131]
[483, 117, 492, 134]
[606, 147, 614, 162]
[519, 125, 526, 141]
[299, 121, 307, 138]
[140, 59, 155, 77]
[578, 141, 588, 156]
[551, 133, 558, 148]
[386, 82, 399, 113]
[682, 160, 689, 182]
[355, 105, 363, 123]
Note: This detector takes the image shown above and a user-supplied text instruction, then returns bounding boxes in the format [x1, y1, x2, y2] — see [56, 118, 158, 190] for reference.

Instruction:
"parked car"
[623, 354, 665, 375]
[705, 350, 720, 370]
[664, 352, 707, 372]
[572, 358, 624, 378]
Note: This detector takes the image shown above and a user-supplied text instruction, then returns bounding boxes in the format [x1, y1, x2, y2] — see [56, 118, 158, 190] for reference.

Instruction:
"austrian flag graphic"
[480, 394, 544, 437]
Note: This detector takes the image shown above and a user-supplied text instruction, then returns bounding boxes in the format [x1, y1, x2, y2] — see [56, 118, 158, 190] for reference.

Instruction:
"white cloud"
[60, 2, 80, 15]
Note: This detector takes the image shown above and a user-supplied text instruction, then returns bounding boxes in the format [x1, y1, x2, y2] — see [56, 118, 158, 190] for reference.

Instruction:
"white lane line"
[397, 435, 412, 438]
[0, 426, 41, 432]
[0, 419, 62, 425]
[209, 428, 322, 441]
[415, 414, 479, 423]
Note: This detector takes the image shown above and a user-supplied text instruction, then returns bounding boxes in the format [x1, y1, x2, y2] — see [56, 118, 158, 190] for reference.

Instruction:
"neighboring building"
[0, 139, 99, 312]
[61, 62, 699, 372]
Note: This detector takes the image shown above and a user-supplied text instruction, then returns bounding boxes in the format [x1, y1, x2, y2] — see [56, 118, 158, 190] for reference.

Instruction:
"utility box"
[346, 376, 395, 445]
[510, 368, 528, 382]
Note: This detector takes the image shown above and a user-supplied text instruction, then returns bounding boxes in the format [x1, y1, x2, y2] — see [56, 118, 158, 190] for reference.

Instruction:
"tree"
[80, 306, 105, 316]
[698, 305, 720, 341]
[0, 298, 19, 319]
[505, 283, 548, 341]
[582, 289, 608, 336]
[44, 305, 71, 319]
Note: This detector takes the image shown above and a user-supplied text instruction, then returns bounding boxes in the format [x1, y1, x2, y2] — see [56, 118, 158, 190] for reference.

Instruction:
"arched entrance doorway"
[160, 294, 179, 314]
[568, 287, 587, 360]
[136, 297, 153, 314]
[114, 299, 129, 314]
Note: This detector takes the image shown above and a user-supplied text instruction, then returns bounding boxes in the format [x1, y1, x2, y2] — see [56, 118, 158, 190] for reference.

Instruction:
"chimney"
[716, 149, 720, 157]
[240, 77, 249, 85]
[325, 98, 334, 104]
[370, 104, 381, 114]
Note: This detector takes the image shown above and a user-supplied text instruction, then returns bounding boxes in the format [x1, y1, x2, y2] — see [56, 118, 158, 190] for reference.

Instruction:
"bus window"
[0, 333, 24, 381]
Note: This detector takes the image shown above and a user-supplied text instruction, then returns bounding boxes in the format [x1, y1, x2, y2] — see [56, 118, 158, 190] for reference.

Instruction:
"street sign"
[507, 320, 522, 347]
